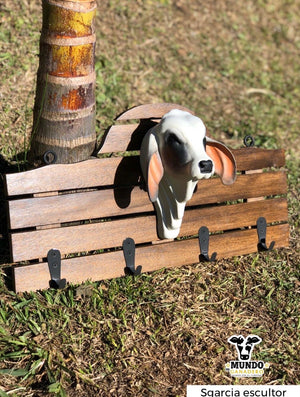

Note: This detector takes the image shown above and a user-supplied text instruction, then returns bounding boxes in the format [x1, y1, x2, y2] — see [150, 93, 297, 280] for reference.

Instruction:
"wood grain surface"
[13, 223, 289, 293]
[5, 149, 285, 197]
[10, 197, 288, 262]
[116, 103, 194, 120]
[8, 171, 287, 229]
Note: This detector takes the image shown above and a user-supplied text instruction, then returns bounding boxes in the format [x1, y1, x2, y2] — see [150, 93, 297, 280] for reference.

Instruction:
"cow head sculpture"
[140, 109, 236, 239]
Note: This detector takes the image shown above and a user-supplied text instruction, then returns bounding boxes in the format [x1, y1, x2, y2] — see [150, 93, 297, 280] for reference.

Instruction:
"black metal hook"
[256, 217, 275, 251]
[123, 238, 142, 276]
[47, 249, 66, 289]
[243, 135, 255, 147]
[198, 226, 217, 262]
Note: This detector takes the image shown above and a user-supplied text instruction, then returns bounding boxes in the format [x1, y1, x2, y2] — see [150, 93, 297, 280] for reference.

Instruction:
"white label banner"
[187, 385, 300, 397]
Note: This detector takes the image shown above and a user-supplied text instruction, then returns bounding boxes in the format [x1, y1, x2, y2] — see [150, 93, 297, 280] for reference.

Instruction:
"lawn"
[0, 0, 299, 396]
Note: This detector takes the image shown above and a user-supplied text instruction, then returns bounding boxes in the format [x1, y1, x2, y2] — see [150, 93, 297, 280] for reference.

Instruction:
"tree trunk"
[30, 0, 97, 164]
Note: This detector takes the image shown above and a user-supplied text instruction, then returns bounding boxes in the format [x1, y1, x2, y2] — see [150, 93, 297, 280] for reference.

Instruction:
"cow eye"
[203, 137, 207, 150]
[166, 133, 182, 146]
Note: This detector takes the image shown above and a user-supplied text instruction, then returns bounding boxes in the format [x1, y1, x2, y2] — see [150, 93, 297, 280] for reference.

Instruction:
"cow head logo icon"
[225, 334, 269, 377]
[228, 334, 262, 362]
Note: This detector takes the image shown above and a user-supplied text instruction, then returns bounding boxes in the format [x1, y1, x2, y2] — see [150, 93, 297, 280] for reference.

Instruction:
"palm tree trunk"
[30, 0, 97, 164]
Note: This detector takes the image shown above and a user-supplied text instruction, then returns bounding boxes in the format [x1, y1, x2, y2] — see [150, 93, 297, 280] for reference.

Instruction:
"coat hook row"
[46, 218, 274, 290]
[198, 216, 274, 264]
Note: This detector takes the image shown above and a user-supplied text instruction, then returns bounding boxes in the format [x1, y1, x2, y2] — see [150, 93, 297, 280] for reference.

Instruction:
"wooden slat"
[189, 171, 287, 206]
[183, 197, 288, 233]
[116, 103, 194, 121]
[8, 187, 153, 229]
[99, 123, 140, 153]
[10, 198, 288, 262]
[4, 157, 133, 196]
[233, 148, 285, 170]
[4, 148, 285, 197]
[13, 223, 289, 293]
[8, 171, 287, 229]
[11, 215, 156, 262]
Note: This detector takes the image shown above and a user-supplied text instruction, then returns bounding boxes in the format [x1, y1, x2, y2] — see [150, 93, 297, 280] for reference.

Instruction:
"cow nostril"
[199, 160, 213, 173]
[240, 355, 249, 360]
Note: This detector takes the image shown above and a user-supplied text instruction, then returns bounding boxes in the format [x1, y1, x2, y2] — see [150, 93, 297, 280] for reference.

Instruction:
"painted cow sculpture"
[140, 109, 236, 239]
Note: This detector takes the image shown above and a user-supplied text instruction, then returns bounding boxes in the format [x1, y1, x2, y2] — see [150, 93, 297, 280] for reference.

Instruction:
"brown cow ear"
[148, 151, 164, 202]
[206, 137, 236, 185]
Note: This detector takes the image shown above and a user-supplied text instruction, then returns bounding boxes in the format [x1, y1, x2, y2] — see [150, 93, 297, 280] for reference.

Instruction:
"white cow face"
[157, 110, 214, 182]
[140, 109, 237, 239]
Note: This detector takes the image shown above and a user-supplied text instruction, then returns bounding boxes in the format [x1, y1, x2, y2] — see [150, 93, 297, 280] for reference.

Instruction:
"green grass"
[0, 0, 299, 395]
[1, 258, 299, 395]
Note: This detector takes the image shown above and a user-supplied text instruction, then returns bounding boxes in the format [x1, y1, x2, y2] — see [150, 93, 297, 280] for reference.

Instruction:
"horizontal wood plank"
[183, 197, 288, 233]
[8, 187, 153, 229]
[11, 215, 156, 262]
[5, 148, 286, 197]
[4, 158, 124, 196]
[189, 171, 287, 206]
[234, 148, 285, 170]
[116, 103, 193, 121]
[13, 223, 289, 292]
[10, 198, 288, 262]
[8, 171, 287, 229]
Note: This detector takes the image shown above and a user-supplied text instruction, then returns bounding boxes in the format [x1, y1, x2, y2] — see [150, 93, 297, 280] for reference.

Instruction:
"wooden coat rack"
[3, 103, 289, 293]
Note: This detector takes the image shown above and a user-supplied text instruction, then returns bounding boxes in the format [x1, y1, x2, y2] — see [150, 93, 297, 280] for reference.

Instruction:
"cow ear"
[206, 137, 236, 185]
[247, 336, 262, 345]
[228, 335, 244, 344]
[228, 336, 240, 344]
[228, 337, 238, 344]
[148, 151, 164, 202]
